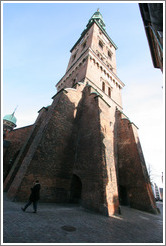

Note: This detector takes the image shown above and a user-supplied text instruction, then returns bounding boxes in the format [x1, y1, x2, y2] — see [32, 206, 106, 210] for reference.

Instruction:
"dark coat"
[29, 183, 41, 202]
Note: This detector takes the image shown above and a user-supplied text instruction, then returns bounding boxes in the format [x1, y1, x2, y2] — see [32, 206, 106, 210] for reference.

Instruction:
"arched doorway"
[119, 185, 129, 206]
[70, 174, 82, 203]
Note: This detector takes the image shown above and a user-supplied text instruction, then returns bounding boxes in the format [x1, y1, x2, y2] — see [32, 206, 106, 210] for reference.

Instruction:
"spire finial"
[12, 105, 18, 116]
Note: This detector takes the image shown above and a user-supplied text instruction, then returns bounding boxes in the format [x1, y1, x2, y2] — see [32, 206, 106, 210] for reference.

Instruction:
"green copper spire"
[3, 106, 18, 125]
[87, 9, 106, 30]
[3, 113, 17, 125]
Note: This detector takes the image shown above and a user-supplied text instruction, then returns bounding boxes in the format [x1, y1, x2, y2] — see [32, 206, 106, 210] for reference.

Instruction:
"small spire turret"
[3, 107, 18, 137]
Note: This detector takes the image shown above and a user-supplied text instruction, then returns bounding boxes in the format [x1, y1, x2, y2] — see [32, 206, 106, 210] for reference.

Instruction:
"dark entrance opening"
[119, 185, 129, 206]
[70, 174, 82, 203]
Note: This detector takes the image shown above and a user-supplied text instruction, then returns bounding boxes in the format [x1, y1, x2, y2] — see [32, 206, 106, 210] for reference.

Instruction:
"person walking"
[21, 180, 41, 213]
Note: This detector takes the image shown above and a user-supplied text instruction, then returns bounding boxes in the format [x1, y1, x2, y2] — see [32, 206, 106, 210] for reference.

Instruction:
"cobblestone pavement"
[3, 193, 163, 244]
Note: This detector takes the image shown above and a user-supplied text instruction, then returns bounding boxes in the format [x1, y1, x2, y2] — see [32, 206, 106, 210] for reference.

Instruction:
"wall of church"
[5, 84, 120, 215]
[4, 83, 157, 215]
[69, 86, 107, 213]
[6, 85, 84, 202]
[97, 95, 119, 215]
[115, 110, 157, 213]
[4, 106, 51, 193]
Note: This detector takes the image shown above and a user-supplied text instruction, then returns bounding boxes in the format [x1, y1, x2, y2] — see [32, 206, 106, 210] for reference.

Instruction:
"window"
[99, 40, 103, 49]
[102, 82, 105, 92]
[72, 53, 77, 61]
[108, 51, 112, 59]
[82, 41, 86, 49]
[108, 87, 111, 97]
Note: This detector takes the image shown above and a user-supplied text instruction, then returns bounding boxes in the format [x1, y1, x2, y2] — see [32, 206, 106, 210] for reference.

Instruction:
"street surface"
[3, 193, 163, 243]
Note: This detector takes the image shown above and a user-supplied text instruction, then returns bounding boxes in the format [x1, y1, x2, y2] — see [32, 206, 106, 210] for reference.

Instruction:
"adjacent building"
[139, 3, 163, 72]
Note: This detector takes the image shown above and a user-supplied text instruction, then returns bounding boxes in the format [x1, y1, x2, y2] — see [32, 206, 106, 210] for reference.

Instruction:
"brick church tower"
[4, 10, 158, 215]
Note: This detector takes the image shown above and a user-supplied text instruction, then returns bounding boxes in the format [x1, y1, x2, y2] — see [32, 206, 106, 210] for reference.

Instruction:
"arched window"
[108, 87, 111, 97]
[99, 40, 103, 49]
[72, 53, 77, 61]
[102, 82, 105, 92]
[108, 51, 112, 60]
[82, 41, 86, 49]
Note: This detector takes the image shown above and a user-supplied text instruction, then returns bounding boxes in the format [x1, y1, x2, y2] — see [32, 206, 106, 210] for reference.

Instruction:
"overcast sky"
[2, 1, 164, 186]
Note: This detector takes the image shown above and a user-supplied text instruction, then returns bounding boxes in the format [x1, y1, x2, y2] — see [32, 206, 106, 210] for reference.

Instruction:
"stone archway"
[70, 174, 82, 203]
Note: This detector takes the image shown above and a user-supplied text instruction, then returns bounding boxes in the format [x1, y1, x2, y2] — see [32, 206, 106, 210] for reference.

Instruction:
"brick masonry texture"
[3, 125, 33, 181]
[4, 83, 158, 215]
[115, 110, 157, 213]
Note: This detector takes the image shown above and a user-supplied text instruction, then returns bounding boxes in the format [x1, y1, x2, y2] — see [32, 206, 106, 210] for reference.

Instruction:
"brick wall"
[5, 84, 120, 216]
[116, 110, 157, 213]
[70, 86, 106, 213]
[3, 125, 33, 180]
[4, 86, 157, 216]
[6, 86, 84, 202]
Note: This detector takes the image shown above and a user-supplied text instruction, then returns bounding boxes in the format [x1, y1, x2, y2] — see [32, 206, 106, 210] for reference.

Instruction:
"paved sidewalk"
[3, 193, 163, 244]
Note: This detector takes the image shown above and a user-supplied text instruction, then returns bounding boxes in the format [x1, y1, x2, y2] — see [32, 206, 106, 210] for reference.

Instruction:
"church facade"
[3, 10, 158, 216]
